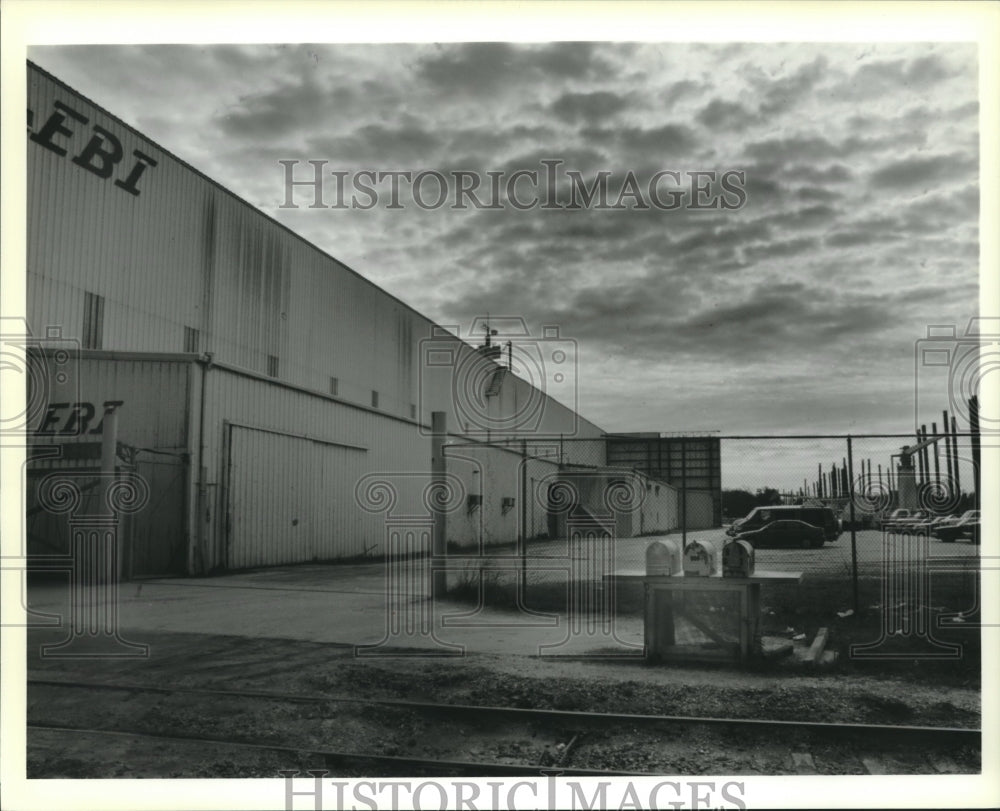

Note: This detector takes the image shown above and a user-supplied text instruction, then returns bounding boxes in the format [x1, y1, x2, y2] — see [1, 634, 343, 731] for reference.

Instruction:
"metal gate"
[25, 449, 187, 578]
[130, 451, 187, 576]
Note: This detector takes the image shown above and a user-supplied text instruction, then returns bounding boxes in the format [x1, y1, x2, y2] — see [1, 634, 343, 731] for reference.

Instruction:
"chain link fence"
[441, 431, 983, 617]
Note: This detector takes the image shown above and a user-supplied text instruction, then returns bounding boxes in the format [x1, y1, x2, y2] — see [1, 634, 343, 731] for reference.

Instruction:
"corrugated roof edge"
[25, 59, 607, 436]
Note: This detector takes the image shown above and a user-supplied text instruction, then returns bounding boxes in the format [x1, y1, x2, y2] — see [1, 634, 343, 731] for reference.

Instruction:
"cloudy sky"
[28, 42, 980, 440]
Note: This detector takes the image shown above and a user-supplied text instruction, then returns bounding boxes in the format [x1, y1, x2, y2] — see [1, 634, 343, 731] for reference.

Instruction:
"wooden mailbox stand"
[609, 571, 803, 663]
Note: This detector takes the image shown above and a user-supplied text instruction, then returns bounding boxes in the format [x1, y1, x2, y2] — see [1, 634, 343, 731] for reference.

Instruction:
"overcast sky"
[29, 42, 980, 441]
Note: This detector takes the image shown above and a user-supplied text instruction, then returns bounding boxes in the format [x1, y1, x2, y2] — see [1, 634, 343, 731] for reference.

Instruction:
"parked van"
[726, 505, 842, 542]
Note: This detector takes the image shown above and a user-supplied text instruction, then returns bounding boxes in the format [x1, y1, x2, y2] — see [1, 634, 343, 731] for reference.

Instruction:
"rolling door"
[226, 425, 366, 569]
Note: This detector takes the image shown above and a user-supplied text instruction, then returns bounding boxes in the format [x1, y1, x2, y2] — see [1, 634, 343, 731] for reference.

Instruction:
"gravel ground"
[25, 628, 981, 778]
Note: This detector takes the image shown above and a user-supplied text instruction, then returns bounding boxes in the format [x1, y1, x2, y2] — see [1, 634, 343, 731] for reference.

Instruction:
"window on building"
[330, 377, 339, 396]
[184, 326, 200, 353]
[267, 355, 279, 377]
[82, 291, 104, 349]
[371, 390, 379, 408]
[410, 403, 417, 420]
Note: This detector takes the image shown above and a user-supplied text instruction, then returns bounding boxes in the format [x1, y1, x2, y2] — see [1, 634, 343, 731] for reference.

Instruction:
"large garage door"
[226, 425, 367, 569]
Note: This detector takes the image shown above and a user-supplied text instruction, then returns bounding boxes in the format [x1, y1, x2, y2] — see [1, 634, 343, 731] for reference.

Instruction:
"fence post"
[520, 437, 528, 597]
[847, 435, 859, 615]
[680, 438, 687, 550]
[431, 411, 447, 597]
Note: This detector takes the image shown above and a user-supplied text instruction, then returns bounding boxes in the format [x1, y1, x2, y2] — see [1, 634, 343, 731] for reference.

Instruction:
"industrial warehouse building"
[24, 62, 719, 578]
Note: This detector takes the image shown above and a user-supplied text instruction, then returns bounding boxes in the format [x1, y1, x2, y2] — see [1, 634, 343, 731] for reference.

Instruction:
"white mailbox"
[722, 538, 756, 578]
[645, 539, 681, 576]
[683, 539, 717, 577]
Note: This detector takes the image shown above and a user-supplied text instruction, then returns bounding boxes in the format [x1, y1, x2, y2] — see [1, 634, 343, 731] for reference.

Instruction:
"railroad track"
[27, 678, 980, 777]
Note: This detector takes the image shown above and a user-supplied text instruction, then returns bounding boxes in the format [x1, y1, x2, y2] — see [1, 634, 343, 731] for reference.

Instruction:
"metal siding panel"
[28, 66, 205, 352]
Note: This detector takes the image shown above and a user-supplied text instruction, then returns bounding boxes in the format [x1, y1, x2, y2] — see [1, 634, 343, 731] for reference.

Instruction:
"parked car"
[883, 509, 930, 532]
[880, 508, 913, 531]
[934, 510, 981, 544]
[842, 512, 876, 530]
[910, 516, 956, 534]
[736, 520, 827, 549]
[727, 506, 841, 542]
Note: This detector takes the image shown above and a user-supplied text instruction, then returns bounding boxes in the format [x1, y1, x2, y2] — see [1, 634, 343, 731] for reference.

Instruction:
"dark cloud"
[899, 184, 979, 232]
[696, 99, 757, 130]
[788, 165, 850, 185]
[663, 79, 701, 106]
[869, 152, 976, 189]
[218, 74, 354, 139]
[417, 42, 607, 94]
[550, 90, 630, 123]
[823, 215, 906, 248]
[743, 236, 819, 263]
[307, 119, 439, 163]
[616, 123, 698, 155]
[442, 124, 555, 157]
[745, 134, 838, 164]
[794, 187, 842, 203]
[837, 52, 965, 99]
[756, 55, 829, 116]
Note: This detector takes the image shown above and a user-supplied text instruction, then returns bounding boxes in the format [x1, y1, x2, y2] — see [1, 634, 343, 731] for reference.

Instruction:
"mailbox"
[722, 538, 755, 578]
[683, 539, 717, 577]
[645, 539, 681, 576]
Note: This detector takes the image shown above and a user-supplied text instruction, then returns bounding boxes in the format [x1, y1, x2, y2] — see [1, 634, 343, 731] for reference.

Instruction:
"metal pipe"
[431, 411, 448, 597]
[100, 403, 120, 579]
[922, 425, 932, 490]
[950, 415, 962, 496]
[932, 421, 941, 489]
[681, 439, 687, 549]
[520, 437, 528, 596]
[943, 410, 953, 493]
[847, 437, 858, 614]
[970, 396, 981, 512]
[195, 353, 212, 575]
[916, 428, 925, 487]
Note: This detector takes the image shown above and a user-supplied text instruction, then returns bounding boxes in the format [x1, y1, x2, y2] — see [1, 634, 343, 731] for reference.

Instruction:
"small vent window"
[184, 326, 200, 353]
[330, 377, 339, 396]
[410, 403, 417, 420]
[82, 291, 104, 349]
[371, 390, 379, 408]
[267, 355, 279, 378]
